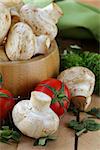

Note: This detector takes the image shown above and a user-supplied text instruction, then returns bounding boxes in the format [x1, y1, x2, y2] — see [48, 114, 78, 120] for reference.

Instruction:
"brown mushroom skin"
[71, 96, 87, 111]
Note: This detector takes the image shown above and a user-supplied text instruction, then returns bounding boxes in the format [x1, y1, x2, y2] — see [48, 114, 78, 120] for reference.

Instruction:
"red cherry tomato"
[0, 88, 15, 120]
[35, 78, 70, 117]
[50, 102, 64, 116]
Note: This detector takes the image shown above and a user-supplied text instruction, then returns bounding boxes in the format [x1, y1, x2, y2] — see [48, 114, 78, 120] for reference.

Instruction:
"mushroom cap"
[20, 4, 58, 40]
[12, 91, 59, 138]
[6, 22, 36, 61]
[0, 3, 11, 44]
[58, 67, 95, 97]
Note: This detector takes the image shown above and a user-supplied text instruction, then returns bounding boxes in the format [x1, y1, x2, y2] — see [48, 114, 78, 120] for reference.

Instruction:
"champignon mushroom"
[58, 67, 95, 110]
[0, 3, 11, 44]
[6, 22, 50, 61]
[20, 3, 63, 40]
[12, 91, 59, 138]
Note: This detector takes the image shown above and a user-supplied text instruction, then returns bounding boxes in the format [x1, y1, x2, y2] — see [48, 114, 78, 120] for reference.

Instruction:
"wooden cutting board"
[0, 95, 100, 150]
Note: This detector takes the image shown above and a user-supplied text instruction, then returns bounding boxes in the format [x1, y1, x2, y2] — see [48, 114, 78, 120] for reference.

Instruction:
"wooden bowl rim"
[0, 40, 57, 66]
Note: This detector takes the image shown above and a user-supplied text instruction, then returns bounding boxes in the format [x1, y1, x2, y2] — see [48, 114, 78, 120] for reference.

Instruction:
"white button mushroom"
[58, 67, 95, 110]
[34, 34, 50, 55]
[0, 3, 11, 44]
[5, 22, 50, 61]
[42, 2, 63, 24]
[5, 22, 35, 60]
[20, 3, 63, 40]
[12, 91, 59, 138]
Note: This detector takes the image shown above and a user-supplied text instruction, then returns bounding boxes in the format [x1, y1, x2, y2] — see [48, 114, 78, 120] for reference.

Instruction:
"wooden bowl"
[0, 40, 60, 97]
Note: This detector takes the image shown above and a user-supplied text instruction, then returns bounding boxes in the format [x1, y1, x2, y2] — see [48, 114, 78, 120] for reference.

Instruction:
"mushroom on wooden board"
[12, 91, 59, 138]
[58, 67, 95, 111]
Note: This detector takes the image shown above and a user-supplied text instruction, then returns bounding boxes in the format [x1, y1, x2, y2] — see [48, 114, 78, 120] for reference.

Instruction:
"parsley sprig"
[68, 119, 100, 137]
[0, 126, 21, 144]
[34, 135, 57, 146]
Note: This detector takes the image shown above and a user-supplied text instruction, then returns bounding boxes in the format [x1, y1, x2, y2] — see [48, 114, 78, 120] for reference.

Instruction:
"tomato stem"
[39, 83, 70, 106]
[0, 73, 3, 88]
[0, 92, 10, 98]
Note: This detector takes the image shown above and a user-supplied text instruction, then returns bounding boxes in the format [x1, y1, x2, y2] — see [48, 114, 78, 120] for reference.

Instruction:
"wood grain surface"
[0, 95, 100, 150]
[0, 41, 60, 97]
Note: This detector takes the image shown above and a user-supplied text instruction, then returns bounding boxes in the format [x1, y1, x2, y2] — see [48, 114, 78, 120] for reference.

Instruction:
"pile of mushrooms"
[0, 1, 63, 61]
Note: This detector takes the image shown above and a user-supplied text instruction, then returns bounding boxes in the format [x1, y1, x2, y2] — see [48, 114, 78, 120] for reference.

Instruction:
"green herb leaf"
[0, 137, 9, 143]
[34, 137, 47, 146]
[76, 128, 87, 137]
[38, 137, 47, 146]
[68, 119, 100, 136]
[83, 119, 100, 131]
[68, 120, 85, 132]
[1, 130, 12, 138]
[0, 126, 21, 144]
[12, 131, 21, 142]
[87, 108, 100, 119]
[34, 136, 57, 146]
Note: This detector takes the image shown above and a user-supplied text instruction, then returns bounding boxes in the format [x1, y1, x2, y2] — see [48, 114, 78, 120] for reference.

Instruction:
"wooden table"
[0, 95, 100, 150]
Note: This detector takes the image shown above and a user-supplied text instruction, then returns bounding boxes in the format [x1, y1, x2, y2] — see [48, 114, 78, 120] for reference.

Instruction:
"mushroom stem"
[71, 96, 86, 111]
[30, 91, 51, 111]
[85, 96, 91, 110]
[34, 35, 50, 55]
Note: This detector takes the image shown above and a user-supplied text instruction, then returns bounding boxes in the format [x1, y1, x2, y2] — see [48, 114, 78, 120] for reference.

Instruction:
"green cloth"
[57, 0, 100, 41]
